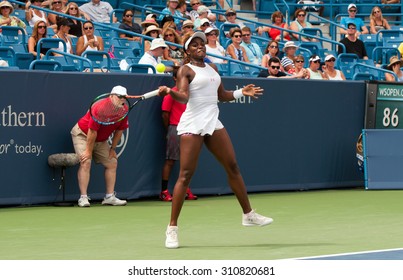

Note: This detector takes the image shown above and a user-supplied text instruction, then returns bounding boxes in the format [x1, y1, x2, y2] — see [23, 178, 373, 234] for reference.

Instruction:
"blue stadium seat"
[352, 72, 376, 81]
[372, 46, 400, 65]
[29, 60, 62, 71]
[0, 46, 16, 66]
[127, 63, 156, 73]
[337, 53, 360, 80]
[82, 50, 112, 71]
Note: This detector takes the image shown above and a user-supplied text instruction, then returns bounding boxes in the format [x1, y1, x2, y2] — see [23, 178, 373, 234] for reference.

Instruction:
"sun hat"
[388, 56, 403, 69]
[149, 38, 168, 50]
[143, 25, 162, 35]
[0, 1, 14, 14]
[282, 41, 298, 52]
[325, 54, 336, 61]
[111, 85, 127, 96]
[141, 17, 159, 28]
[348, 3, 357, 11]
[184, 31, 207, 50]
[309, 55, 321, 62]
[225, 8, 237, 16]
[182, 19, 194, 29]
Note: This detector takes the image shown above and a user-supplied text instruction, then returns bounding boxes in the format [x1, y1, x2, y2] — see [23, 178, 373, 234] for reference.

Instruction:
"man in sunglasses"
[258, 57, 306, 78]
[339, 3, 368, 37]
[338, 22, 368, 59]
[79, 0, 117, 23]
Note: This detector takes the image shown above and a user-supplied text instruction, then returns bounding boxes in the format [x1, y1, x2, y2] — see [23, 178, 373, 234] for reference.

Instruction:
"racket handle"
[142, 90, 159, 100]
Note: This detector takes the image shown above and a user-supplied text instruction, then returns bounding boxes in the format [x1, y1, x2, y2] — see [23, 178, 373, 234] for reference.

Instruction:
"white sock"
[80, 195, 87, 199]
[105, 193, 113, 199]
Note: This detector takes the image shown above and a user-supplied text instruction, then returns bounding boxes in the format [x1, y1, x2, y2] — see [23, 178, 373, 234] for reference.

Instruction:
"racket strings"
[91, 97, 129, 124]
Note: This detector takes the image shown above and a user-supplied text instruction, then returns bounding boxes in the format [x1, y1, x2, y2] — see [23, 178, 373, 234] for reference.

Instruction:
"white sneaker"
[165, 225, 179, 249]
[102, 192, 127, 206]
[78, 196, 90, 207]
[242, 210, 273, 227]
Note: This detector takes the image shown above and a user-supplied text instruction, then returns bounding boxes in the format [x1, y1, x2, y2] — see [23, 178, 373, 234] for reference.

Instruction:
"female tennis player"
[158, 32, 273, 249]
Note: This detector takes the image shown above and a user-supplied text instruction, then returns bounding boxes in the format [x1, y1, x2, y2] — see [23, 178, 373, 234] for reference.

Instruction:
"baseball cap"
[347, 22, 356, 28]
[200, 18, 210, 26]
[111, 85, 127, 96]
[348, 3, 357, 10]
[150, 38, 168, 50]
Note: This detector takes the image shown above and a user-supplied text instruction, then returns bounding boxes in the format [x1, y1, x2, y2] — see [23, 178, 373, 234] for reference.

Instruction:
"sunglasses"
[125, 14, 133, 17]
[115, 95, 126, 99]
[373, 10, 381, 14]
[326, 59, 336, 62]
[242, 34, 251, 37]
[297, 14, 306, 17]
[191, 2, 200, 6]
[269, 45, 278, 49]
[38, 25, 46, 29]
[164, 33, 174, 37]
[226, 13, 236, 17]
[295, 60, 304, 63]
[69, 7, 78, 10]
[202, 23, 210, 27]
[53, 1, 61, 4]
[207, 32, 218, 36]
[312, 60, 320, 64]
[84, 26, 93, 30]
[270, 66, 280, 69]
[1, 6, 11, 9]
[348, 26, 356, 30]
[183, 25, 193, 28]
[233, 35, 242, 38]
[349, 9, 357, 12]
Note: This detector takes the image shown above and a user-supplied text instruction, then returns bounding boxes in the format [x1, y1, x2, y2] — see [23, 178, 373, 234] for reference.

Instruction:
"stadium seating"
[29, 60, 62, 71]
[82, 50, 112, 71]
[127, 63, 156, 73]
[0, 46, 16, 67]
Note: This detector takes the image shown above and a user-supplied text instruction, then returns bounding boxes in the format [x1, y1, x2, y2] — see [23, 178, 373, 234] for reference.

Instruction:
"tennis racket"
[89, 89, 159, 125]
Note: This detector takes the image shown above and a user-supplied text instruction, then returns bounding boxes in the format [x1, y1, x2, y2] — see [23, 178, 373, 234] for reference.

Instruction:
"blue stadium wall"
[0, 71, 365, 206]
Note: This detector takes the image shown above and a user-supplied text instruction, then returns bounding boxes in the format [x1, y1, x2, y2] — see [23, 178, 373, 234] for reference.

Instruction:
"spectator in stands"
[338, 22, 368, 59]
[256, 11, 291, 42]
[47, 0, 65, 26]
[224, 8, 244, 29]
[205, 26, 225, 63]
[226, 27, 250, 62]
[76, 20, 104, 56]
[141, 14, 159, 30]
[160, 66, 197, 202]
[307, 55, 328, 79]
[25, 0, 48, 28]
[0, 1, 27, 30]
[292, 55, 309, 78]
[289, 8, 317, 42]
[119, 9, 141, 42]
[281, 41, 298, 72]
[322, 54, 346, 80]
[158, 0, 183, 27]
[138, 38, 168, 74]
[180, 19, 194, 35]
[297, 0, 324, 17]
[261, 40, 281, 69]
[241, 26, 263, 65]
[79, 0, 117, 24]
[28, 20, 50, 58]
[142, 25, 162, 52]
[65, 2, 87, 37]
[385, 56, 403, 82]
[194, 5, 215, 30]
[339, 4, 369, 37]
[369, 6, 391, 34]
[53, 16, 73, 54]
[189, 0, 216, 22]
[163, 27, 183, 66]
[177, 0, 191, 20]
[258, 57, 305, 78]
[162, 19, 178, 32]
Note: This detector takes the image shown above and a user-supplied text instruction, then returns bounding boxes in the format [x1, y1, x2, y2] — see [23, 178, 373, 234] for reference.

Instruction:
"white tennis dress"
[177, 63, 224, 136]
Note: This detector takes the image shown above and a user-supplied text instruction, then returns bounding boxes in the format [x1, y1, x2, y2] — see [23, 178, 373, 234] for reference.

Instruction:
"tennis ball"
[156, 63, 166, 73]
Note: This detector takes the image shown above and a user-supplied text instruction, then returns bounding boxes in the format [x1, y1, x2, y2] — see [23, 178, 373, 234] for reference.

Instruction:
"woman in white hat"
[142, 25, 162, 52]
[322, 54, 345, 80]
[385, 56, 403, 82]
[158, 31, 272, 249]
[0, 1, 27, 30]
[307, 55, 328, 80]
[281, 41, 298, 72]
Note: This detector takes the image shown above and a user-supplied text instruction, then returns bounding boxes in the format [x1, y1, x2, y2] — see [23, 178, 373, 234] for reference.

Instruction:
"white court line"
[281, 247, 403, 260]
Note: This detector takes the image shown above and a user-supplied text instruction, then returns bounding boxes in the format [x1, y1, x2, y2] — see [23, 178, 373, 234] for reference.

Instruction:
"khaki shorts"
[71, 124, 115, 165]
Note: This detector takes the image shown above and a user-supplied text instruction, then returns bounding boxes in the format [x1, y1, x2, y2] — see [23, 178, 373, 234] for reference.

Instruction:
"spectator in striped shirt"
[280, 41, 298, 72]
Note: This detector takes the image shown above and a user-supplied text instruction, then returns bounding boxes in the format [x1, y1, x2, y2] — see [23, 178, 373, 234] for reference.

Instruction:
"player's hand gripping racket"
[89, 90, 159, 125]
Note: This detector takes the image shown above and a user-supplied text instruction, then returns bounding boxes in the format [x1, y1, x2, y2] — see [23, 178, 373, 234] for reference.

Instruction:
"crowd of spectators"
[0, 0, 402, 81]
